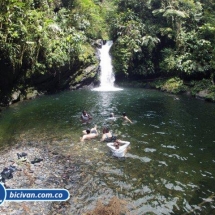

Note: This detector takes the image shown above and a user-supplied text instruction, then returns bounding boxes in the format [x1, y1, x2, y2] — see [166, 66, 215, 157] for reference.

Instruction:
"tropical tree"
[0, 0, 95, 105]
[110, 2, 160, 78]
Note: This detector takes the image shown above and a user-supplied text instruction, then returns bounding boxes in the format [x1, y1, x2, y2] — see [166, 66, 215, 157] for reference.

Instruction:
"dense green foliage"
[0, 0, 215, 105]
[0, 1, 84, 78]
[0, 0, 109, 105]
[107, 0, 215, 100]
[110, 0, 215, 82]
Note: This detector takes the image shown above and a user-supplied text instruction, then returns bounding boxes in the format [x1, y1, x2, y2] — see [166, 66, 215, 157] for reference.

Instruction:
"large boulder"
[69, 64, 99, 90]
[196, 89, 209, 99]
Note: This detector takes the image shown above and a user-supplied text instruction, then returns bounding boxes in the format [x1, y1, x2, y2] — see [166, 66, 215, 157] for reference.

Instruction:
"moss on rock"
[149, 77, 188, 94]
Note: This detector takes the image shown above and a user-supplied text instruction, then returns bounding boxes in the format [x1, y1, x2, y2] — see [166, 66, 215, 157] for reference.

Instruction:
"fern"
[163, 9, 187, 18]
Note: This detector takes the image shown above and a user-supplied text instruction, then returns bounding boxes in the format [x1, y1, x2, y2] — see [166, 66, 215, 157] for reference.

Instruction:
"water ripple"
[126, 153, 151, 163]
[144, 148, 156, 152]
[163, 153, 188, 161]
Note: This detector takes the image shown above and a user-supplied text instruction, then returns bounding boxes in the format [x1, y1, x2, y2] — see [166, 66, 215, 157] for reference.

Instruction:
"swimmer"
[80, 125, 98, 141]
[122, 112, 132, 124]
[100, 127, 116, 142]
[81, 110, 92, 123]
[82, 125, 98, 135]
[106, 113, 116, 123]
[107, 139, 130, 157]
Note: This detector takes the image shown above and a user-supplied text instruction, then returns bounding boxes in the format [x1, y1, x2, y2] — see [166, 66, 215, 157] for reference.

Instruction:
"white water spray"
[92, 41, 122, 92]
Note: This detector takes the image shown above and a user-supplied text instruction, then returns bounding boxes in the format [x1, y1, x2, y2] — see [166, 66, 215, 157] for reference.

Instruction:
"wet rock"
[11, 90, 21, 103]
[196, 89, 209, 99]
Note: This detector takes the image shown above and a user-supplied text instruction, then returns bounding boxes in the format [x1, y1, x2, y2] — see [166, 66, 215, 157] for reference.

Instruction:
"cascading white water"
[92, 41, 122, 91]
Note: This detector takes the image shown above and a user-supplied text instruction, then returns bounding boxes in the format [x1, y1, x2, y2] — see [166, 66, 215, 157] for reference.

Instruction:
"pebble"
[0, 143, 81, 215]
[65, 184, 73, 190]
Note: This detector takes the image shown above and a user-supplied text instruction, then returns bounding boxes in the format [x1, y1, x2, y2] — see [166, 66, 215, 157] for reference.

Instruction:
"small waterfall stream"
[93, 41, 122, 91]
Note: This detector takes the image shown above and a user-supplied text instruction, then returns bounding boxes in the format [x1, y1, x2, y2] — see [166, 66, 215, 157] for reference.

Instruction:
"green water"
[0, 88, 215, 214]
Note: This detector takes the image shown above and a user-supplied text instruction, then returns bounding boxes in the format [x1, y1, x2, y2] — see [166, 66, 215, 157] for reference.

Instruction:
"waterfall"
[92, 41, 122, 91]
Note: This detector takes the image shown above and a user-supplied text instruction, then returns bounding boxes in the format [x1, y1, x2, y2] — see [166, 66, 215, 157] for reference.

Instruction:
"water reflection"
[126, 153, 151, 163]
[97, 92, 116, 113]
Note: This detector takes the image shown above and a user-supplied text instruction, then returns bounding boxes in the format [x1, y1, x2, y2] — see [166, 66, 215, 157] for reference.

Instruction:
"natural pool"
[0, 88, 215, 214]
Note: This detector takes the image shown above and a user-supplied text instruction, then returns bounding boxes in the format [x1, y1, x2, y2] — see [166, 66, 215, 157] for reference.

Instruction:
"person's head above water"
[102, 127, 109, 134]
[86, 129, 90, 134]
[82, 110, 87, 116]
[110, 113, 114, 117]
[122, 112, 126, 117]
[114, 140, 120, 149]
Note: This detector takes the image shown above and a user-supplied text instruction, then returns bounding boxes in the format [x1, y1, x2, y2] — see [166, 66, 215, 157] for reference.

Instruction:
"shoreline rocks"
[0, 142, 80, 215]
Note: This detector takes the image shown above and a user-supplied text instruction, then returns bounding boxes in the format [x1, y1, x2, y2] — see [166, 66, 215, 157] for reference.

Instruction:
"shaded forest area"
[0, 0, 215, 107]
[110, 0, 215, 100]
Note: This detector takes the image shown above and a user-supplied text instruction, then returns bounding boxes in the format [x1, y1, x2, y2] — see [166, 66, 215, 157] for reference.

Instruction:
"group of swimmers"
[80, 110, 132, 158]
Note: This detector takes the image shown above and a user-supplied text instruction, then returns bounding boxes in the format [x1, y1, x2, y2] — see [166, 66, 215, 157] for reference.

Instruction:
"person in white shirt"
[107, 139, 130, 158]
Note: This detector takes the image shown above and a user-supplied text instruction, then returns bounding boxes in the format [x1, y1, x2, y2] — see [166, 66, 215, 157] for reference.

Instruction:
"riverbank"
[0, 139, 130, 215]
[116, 77, 215, 102]
[0, 141, 81, 215]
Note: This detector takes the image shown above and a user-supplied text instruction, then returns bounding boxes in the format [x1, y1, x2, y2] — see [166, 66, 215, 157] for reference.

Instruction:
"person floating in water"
[82, 125, 98, 135]
[100, 126, 116, 142]
[107, 139, 130, 158]
[106, 112, 116, 123]
[80, 125, 98, 141]
[122, 112, 132, 124]
[81, 110, 92, 123]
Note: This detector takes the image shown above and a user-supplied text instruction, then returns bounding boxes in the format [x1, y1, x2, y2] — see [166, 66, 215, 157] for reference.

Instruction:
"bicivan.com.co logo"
[0, 183, 70, 206]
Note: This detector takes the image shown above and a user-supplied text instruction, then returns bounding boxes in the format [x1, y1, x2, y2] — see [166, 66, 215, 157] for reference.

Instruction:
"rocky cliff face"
[0, 56, 100, 108]
[0, 39, 102, 109]
[0, 40, 103, 109]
